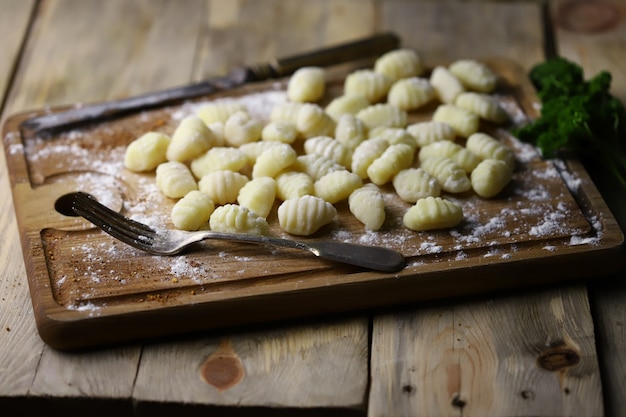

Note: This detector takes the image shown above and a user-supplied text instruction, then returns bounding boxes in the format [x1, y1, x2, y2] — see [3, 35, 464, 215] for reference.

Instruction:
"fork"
[67, 192, 406, 272]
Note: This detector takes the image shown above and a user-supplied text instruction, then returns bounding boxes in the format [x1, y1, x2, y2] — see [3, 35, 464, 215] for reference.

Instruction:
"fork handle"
[302, 240, 405, 272]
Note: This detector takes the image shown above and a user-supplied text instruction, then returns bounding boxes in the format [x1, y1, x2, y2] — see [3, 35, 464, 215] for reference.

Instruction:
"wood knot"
[555, 0, 621, 34]
[537, 346, 581, 371]
[451, 393, 466, 409]
[199, 338, 245, 392]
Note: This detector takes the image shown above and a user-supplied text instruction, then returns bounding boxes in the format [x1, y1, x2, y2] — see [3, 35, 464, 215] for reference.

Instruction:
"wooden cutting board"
[3, 58, 623, 350]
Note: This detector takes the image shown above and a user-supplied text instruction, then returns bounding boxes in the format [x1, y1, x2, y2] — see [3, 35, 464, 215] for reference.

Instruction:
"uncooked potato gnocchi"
[387, 77, 435, 111]
[237, 176, 277, 217]
[455, 92, 508, 124]
[314, 170, 363, 204]
[209, 204, 270, 235]
[275, 171, 314, 201]
[171, 190, 215, 231]
[277, 195, 337, 236]
[374, 48, 424, 81]
[296, 103, 336, 138]
[429, 66, 465, 104]
[348, 183, 385, 230]
[367, 143, 415, 185]
[261, 121, 298, 144]
[303, 135, 352, 168]
[287, 66, 326, 102]
[156, 161, 198, 199]
[252, 143, 297, 178]
[294, 153, 345, 181]
[448, 59, 497, 93]
[351, 137, 389, 179]
[166, 116, 218, 162]
[325, 94, 370, 121]
[124, 131, 170, 172]
[224, 110, 263, 146]
[471, 159, 513, 198]
[465, 132, 516, 172]
[432, 104, 479, 138]
[356, 103, 407, 130]
[197, 170, 249, 205]
[197, 101, 247, 125]
[418, 141, 481, 173]
[344, 69, 392, 103]
[406, 121, 456, 147]
[392, 168, 441, 203]
[190, 146, 248, 179]
[420, 156, 471, 193]
[334, 114, 367, 150]
[403, 196, 464, 232]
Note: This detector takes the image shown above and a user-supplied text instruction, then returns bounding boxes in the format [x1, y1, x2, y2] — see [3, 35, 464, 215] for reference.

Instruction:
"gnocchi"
[277, 195, 337, 236]
[455, 92, 508, 124]
[335, 114, 367, 150]
[448, 59, 497, 93]
[296, 103, 336, 138]
[237, 176, 277, 217]
[374, 48, 424, 81]
[124, 131, 170, 172]
[432, 104, 479, 138]
[429, 66, 465, 104]
[465, 132, 516, 172]
[356, 103, 407, 130]
[351, 137, 389, 179]
[197, 101, 247, 125]
[252, 143, 297, 178]
[418, 141, 481, 173]
[348, 183, 386, 230]
[325, 94, 370, 121]
[209, 204, 270, 235]
[261, 121, 298, 144]
[367, 143, 415, 185]
[314, 170, 363, 204]
[403, 196, 464, 232]
[420, 156, 471, 193]
[303, 135, 352, 168]
[190, 146, 248, 179]
[275, 171, 314, 201]
[471, 159, 513, 198]
[294, 153, 345, 181]
[224, 110, 263, 146]
[287, 66, 326, 102]
[387, 77, 435, 111]
[406, 121, 456, 147]
[198, 170, 249, 205]
[166, 116, 218, 162]
[344, 69, 392, 103]
[171, 190, 215, 231]
[392, 168, 441, 203]
[156, 161, 198, 199]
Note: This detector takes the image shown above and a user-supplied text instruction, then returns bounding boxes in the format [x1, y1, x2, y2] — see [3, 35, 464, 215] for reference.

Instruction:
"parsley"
[514, 57, 626, 188]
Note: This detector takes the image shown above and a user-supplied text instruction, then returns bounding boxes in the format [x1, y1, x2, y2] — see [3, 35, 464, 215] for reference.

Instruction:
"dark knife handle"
[20, 32, 401, 133]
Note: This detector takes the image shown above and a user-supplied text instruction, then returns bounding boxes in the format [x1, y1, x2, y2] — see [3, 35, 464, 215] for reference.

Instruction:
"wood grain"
[551, 0, 626, 415]
[368, 288, 602, 416]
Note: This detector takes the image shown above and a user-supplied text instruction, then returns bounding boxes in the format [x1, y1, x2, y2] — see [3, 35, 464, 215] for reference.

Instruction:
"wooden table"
[1, 1, 625, 416]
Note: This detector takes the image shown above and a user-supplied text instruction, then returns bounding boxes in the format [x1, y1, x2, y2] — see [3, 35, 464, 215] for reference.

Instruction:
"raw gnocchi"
[275, 171, 314, 201]
[429, 66, 465, 104]
[325, 94, 370, 121]
[392, 168, 441, 203]
[198, 170, 249, 205]
[261, 121, 298, 144]
[294, 153, 345, 181]
[356, 103, 407, 130]
[403, 196, 464, 232]
[344, 69, 392, 103]
[314, 170, 363, 204]
[224, 110, 263, 146]
[171, 190, 215, 231]
[465, 132, 516, 172]
[197, 101, 247, 125]
[156, 161, 198, 199]
[387, 77, 435, 111]
[448, 59, 497, 93]
[303, 135, 352, 168]
[432, 104, 479, 138]
[166, 116, 218, 162]
[296, 103, 336, 138]
[287, 66, 326, 102]
[252, 143, 297, 178]
[406, 121, 456, 147]
[237, 176, 277, 217]
[209, 204, 270, 235]
[190, 146, 248, 179]
[124, 132, 170, 172]
[277, 195, 337, 236]
[471, 159, 513, 198]
[334, 114, 367, 150]
[420, 156, 471, 193]
[455, 92, 508, 124]
[374, 48, 424, 81]
[351, 137, 389, 179]
[418, 141, 481, 173]
[367, 143, 415, 185]
[348, 183, 386, 230]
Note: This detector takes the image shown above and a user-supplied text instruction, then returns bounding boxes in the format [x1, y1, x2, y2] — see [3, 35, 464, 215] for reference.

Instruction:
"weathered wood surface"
[550, 1, 626, 416]
[0, 0, 624, 416]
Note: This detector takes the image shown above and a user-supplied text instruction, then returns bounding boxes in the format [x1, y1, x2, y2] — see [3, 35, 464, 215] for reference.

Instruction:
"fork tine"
[71, 192, 157, 249]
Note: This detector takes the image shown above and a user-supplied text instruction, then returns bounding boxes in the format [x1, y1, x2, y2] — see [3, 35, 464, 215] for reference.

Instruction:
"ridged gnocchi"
[303, 135, 352, 168]
[420, 156, 471, 193]
[197, 101, 247, 125]
[277, 195, 337, 236]
[403, 196, 464, 232]
[197, 170, 249, 205]
[252, 143, 297, 178]
[344, 69, 392, 103]
[335, 114, 367, 150]
[296, 103, 336, 138]
[237, 176, 277, 217]
[270, 102, 304, 124]
[171, 190, 215, 231]
[418, 141, 481, 173]
[471, 159, 513, 198]
[314, 170, 363, 204]
[367, 143, 415, 185]
[392, 168, 441, 203]
[124, 132, 170, 172]
[356, 103, 407, 130]
[325, 94, 370, 121]
[429, 66, 465, 104]
[224, 110, 263, 146]
[406, 121, 456, 147]
[294, 153, 345, 181]
[190, 146, 248, 179]
[348, 183, 386, 230]
[209, 204, 270, 235]
[387, 77, 435, 111]
[156, 161, 198, 199]
[374, 48, 424, 81]
[465, 132, 516, 172]
[351, 137, 389, 179]
[275, 171, 314, 201]
[448, 59, 497, 93]
[287, 66, 326, 102]
[432, 104, 479, 138]
[261, 121, 298, 144]
[455, 92, 508, 124]
[166, 116, 218, 162]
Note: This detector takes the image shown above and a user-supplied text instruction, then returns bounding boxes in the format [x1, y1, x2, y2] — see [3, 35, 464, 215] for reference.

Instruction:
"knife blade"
[20, 32, 400, 133]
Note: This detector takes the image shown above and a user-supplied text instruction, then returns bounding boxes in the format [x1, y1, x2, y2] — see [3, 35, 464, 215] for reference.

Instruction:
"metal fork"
[67, 192, 405, 272]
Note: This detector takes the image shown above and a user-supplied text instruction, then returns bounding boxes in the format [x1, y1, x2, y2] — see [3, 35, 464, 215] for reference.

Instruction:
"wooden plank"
[550, 1, 626, 416]
[368, 1, 605, 416]
[132, 1, 376, 412]
[368, 288, 602, 416]
[0, 0, 42, 402]
[1, 0, 204, 409]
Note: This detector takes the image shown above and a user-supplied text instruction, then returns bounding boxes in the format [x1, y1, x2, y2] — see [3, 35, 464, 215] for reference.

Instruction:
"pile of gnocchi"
[123, 48, 516, 237]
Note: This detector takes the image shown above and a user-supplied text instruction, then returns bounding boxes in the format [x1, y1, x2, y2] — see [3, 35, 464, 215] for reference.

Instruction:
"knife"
[20, 32, 400, 133]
